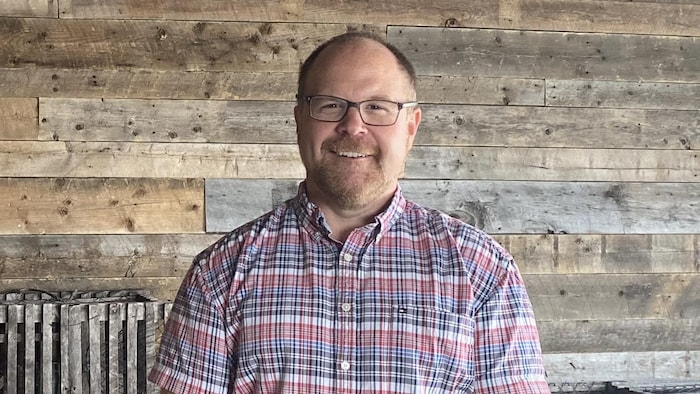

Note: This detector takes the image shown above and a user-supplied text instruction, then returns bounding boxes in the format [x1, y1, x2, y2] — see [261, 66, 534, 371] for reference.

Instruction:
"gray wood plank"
[42, 304, 58, 394]
[206, 179, 700, 234]
[547, 80, 700, 110]
[3, 141, 698, 182]
[389, 26, 700, 82]
[0, 18, 382, 72]
[39, 98, 699, 149]
[88, 304, 106, 393]
[58, 0, 699, 36]
[108, 303, 122, 394]
[24, 304, 39, 394]
[544, 351, 699, 383]
[538, 319, 700, 353]
[0, 234, 220, 278]
[0, 68, 298, 100]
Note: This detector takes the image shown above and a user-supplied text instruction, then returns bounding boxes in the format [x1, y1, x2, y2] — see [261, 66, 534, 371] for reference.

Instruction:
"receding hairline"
[297, 32, 417, 102]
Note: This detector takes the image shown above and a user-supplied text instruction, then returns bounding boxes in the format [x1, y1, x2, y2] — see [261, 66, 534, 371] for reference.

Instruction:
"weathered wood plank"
[0, 0, 58, 17]
[0, 277, 183, 301]
[389, 26, 700, 82]
[0, 98, 38, 140]
[42, 303, 58, 393]
[126, 303, 139, 392]
[538, 319, 700, 353]
[0, 178, 204, 235]
[59, 0, 699, 36]
[547, 80, 700, 111]
[0, 69, 543, 104]
[0, 234, 220, 278]
[7, 304, 18, 393]
[24, 303, 39, 394]
[40, 99, 698, 149]
[206, 179, 700, 234]
[494, 234, 700, 274]
[511, 0, 700, 36]
[0, 234, 695, 278]
[526, 273, 700, 320]
[88, 303, 106, 394]
[0, 18, 382, 72]
[0, 68, 298, 100]
[108, 303, 122, 394]
[3, 142, 699, 182]
[406, 147, 699, 182]
[544, 351, 699, 382]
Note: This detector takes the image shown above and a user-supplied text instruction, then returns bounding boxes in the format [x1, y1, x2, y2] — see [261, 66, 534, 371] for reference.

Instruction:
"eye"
[364, 101, 393, 112]
[313, 97, 345, 112]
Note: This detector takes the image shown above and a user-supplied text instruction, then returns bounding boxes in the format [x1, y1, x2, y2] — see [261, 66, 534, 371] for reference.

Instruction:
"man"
[149, 32, 550, 393]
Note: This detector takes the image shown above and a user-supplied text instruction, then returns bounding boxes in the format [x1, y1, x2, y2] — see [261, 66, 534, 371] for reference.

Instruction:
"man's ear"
[407, 106, 421, 138]
[294, 104, 302, 135]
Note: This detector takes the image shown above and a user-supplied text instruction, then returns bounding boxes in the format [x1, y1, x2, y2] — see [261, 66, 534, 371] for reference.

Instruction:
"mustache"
[322, 137, 376, 155]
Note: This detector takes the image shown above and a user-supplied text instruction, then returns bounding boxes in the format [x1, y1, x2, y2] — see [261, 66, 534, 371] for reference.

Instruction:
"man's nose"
[337, 105, 368, 135]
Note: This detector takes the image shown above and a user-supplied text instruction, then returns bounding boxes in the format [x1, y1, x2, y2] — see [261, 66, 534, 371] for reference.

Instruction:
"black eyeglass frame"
[303, 95, 419, 126]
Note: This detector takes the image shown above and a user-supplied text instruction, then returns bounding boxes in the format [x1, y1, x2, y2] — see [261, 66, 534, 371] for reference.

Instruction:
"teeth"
[337, 151, 368, 158]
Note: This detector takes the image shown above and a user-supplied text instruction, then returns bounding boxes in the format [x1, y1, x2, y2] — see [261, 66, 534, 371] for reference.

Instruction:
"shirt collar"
[292, 181, 407, 239]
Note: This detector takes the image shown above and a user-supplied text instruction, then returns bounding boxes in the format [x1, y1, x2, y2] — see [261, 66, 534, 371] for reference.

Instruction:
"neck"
[304, 182, 395, 243]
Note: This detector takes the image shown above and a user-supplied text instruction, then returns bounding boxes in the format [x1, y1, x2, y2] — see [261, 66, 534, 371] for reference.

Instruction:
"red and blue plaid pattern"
[149, 183, 549, 393]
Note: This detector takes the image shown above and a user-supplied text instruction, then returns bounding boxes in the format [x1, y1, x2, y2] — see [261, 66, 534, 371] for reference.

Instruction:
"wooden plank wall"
[0, 0, 698, 386]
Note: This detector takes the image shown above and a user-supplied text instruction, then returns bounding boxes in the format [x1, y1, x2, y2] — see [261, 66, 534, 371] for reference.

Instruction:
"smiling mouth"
[335, 151, 369, 158]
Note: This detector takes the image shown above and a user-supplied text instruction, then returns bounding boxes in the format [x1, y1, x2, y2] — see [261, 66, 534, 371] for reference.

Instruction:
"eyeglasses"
[303, 95, 418, 126]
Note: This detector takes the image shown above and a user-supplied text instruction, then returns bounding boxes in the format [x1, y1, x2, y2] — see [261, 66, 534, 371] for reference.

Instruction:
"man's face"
[294, 39, 421, 211]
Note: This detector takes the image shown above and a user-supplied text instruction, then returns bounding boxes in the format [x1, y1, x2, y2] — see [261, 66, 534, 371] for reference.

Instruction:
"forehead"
[304, 39, 413, 97]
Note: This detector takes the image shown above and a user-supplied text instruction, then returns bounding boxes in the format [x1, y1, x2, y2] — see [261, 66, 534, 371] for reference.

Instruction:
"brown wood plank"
[0, 18, 382, 72]
[538, 319, 700, 353]
[544, 351, 699, 383]
[0, 98, 38, 140]
[0, 177, 204, 235]
[207, 179, 700, 234]
[0, 68, 298, 100]
[0, 234, 220, 278]
[525, 273, 700, 320]
[59, 0, 698, 36]
[3, 141, 699, 182]
[389, 26, 700, 82]
[41, 99, 699, 149]
[0, 277, 183, 301]
[0, 141, 305, 178]
[493, 234, 699, 274]
[547, 80, 700, 110]
[0, 0, 58, 17]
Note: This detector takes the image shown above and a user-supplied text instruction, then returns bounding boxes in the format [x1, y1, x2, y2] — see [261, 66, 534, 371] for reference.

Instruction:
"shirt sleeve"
[471, 252, 551, 393]
[148, 259, 232, 394]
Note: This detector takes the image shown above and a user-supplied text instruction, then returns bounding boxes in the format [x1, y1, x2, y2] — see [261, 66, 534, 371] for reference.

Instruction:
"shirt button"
[340, 361, 351, 371]
[341, 303, 352, 312]
[343, 253, 352, 262]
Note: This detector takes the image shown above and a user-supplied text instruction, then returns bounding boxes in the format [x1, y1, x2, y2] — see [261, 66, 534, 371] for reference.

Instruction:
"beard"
[309, 136, 398, 210]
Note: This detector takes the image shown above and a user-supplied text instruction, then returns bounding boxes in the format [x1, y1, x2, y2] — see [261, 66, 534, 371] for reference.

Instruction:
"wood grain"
[3, 142, 698, 181]
[389, 26, 700, 82]
[544, 350, 699, 382]
[0, 98, 38, 140]
[39, 98, 699, 149]
[58, 0, 699, 36]
[0, 178, 204, 234]
[0, 277, 182, 301]
[0, 17, 382, 72]
[525, 273, 700, 320]
[538, 319, 700, 353]
[547, 80, 700, 111]
[205, 179, 700, 234]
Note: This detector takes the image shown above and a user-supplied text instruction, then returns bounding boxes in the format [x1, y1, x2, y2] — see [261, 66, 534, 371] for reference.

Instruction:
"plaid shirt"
[149, 183, 549, 393]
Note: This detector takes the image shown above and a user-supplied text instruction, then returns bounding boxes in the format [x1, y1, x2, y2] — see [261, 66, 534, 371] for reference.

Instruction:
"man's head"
[294, 32, 422, 212]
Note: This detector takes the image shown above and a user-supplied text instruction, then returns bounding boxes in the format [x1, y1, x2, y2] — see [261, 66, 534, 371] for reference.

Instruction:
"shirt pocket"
[389, 305, 475, 391]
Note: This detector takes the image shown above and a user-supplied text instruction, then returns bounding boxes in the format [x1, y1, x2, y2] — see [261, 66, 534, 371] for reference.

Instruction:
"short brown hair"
[296, 32, 417, 103]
